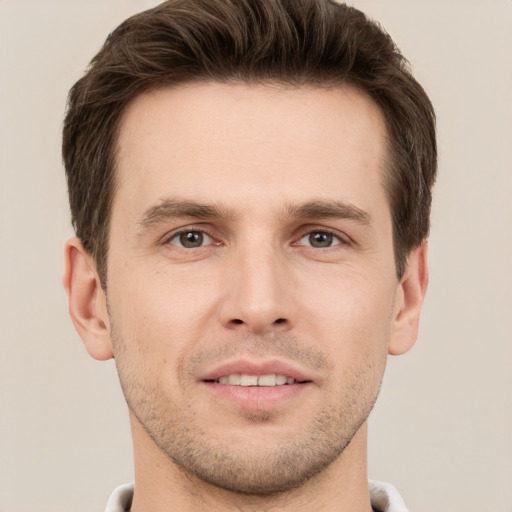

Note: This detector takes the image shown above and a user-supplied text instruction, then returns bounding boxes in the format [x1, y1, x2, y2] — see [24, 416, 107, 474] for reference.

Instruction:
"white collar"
[106, 480, 409, 512]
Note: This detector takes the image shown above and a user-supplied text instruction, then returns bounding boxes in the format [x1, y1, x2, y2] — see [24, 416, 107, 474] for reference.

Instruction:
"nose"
[218, 244, 296, 335]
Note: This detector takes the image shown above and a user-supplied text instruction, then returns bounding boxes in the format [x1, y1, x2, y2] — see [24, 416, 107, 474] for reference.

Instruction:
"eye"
[298, 230, 344, 248]
[168, 230, 213, 248]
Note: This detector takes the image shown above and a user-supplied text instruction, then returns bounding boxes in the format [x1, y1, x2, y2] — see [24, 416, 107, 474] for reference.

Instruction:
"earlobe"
[388, 242, 429, 356]
[63, 237, 113, 361]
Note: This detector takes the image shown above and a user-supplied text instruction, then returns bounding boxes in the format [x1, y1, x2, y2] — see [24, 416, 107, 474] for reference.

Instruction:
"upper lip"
[201, 359, 312, 383]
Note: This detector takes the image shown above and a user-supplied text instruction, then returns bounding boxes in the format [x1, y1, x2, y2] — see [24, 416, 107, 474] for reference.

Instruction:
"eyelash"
[163, 226, 350, 250]
[293, 229, 348, 249]
[164, 227, 219, 249]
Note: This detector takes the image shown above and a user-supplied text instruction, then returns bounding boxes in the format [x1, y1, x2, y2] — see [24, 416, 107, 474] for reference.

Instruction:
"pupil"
[310, 232, 332, 248]
[180, 231, 203, 248]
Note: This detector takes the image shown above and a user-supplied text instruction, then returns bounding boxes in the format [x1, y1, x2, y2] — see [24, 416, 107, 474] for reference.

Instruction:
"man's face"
[107, 83, 400, 493]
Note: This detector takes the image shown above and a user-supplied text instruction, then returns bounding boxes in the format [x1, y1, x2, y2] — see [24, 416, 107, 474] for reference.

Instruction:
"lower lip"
[202, 382, 310, 410]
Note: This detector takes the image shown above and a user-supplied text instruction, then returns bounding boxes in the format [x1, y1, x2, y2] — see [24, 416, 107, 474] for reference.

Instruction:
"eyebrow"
[285, 200, 371, 225]
[137, 197, 371, 230]
[137, 198, 236, 228]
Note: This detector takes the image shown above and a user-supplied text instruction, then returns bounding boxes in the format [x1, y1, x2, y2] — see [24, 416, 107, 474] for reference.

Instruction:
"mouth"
[206, 373, 306, 386]
[200, 361, 313, 410]
[201, 359, 312, 385]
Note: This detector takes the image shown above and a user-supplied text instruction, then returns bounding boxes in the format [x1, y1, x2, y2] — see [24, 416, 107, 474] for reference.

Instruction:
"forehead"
[114, 82, 389, 221]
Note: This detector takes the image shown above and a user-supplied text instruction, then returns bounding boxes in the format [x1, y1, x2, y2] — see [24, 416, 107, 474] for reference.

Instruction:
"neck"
[129, 416, 373, 512]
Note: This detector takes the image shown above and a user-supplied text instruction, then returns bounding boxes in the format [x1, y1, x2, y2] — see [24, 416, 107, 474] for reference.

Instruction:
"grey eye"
[300, 231, 341, 248]
[170, 231, 212, 248]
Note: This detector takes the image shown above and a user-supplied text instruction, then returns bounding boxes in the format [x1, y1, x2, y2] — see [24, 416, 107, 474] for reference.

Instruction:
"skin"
[64, 83, 428, 511]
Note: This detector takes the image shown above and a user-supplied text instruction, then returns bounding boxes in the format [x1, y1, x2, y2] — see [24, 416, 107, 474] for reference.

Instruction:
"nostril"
[227, 318, 287, 329]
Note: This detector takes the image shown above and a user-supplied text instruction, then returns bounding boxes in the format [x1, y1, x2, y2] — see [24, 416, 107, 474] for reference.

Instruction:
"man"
[62, 0, 436, 510]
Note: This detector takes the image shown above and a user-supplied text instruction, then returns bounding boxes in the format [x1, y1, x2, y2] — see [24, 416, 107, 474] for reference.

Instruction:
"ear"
[388, 242, 429, 356]
[63, 237, 113, 360]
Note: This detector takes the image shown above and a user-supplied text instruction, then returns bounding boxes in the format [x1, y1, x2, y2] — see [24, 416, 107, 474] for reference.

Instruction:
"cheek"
[315, 279, 392, 399]
[302, 269, 395, 360]
[308, 266, 395, 322]
[108, 265, 220, 364]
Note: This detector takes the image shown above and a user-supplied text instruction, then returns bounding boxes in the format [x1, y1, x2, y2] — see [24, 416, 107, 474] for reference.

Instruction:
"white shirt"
[105, 480, 409, 511]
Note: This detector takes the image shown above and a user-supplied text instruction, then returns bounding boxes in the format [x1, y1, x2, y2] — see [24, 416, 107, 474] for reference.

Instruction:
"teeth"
[276, 375, 287, 385]
[240, 374, 258, 386]
[228, 374, 241, 385]
[258, 374, 277, 386]
[216, 374, 297, 386]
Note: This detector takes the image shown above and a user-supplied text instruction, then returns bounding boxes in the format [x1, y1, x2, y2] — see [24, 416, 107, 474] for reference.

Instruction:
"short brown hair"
[63, 0, 436, 285]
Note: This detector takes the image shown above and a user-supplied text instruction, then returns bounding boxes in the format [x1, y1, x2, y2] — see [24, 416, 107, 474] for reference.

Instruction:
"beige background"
[1, 1, 511, 511]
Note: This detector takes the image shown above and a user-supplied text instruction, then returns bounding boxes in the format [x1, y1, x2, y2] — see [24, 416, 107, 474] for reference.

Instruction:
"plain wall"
[1, 1, 511, 511]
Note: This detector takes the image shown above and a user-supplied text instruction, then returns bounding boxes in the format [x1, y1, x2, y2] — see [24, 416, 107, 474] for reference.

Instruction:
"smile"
[214, 374, 298, 386]
[201, 362, 314, 409]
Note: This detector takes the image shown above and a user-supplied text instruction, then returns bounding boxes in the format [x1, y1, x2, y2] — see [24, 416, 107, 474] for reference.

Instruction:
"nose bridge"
[221, 237, 294, 333]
